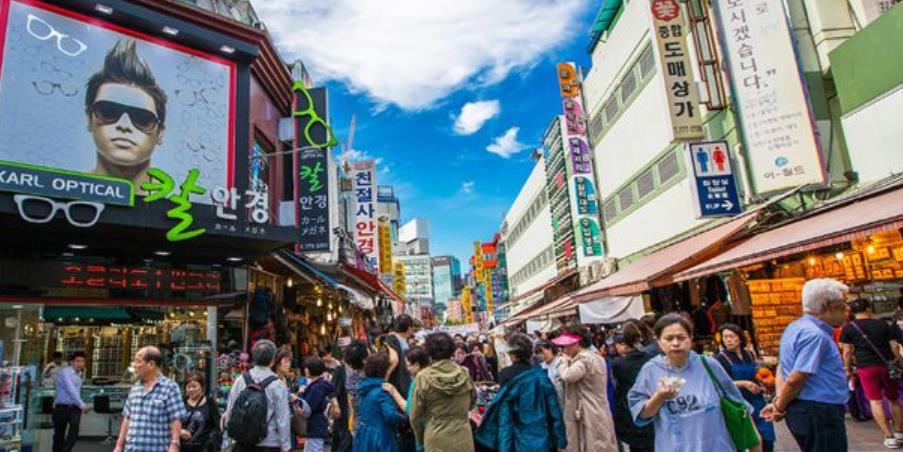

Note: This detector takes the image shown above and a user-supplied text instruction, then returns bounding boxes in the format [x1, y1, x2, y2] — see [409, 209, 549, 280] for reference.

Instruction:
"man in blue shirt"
[53, 351, 88, 452]
[762, 278, 850, 452]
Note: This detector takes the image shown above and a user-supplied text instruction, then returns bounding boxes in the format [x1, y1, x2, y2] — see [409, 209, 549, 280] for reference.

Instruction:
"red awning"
[496, 268, 577, 311]
[572, 211, 759, 302]
[341, 264, 405, 304]
[676, 185, 903, 281]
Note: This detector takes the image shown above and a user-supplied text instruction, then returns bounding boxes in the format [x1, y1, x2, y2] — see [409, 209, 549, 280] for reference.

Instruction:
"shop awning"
[578, 295, 645, 325]
[675, 185, 903, 281]
[572, 211, 759, 302]
[588, 0, 623, 53]
[506, 294, 577, 324]
[498, 268, 576, 312]
[273, 250, 339, 287]
[341, 264, 405, 304]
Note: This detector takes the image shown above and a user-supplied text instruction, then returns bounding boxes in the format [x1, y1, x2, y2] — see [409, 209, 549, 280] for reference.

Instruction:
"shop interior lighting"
[320, 324, 326, 335]
[162, 26, 179, 36]
[835, 252, 844, 260]
[67, 243, 88, 250]
[807, 257, 816, 266]
[867, 244, 876, 255]
[316, 298, 322, 307]
[154, 250, 171, 257]
[62, 252, 75, 257]
[287, 278, 293, 288]
[11, 305, 23, 309]
[227, 256, 242, 262]
[95, 4, 113, 15]
[219, 45, 235, 54]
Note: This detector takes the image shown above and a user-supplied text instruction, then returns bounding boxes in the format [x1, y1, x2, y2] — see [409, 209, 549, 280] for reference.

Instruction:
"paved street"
[774, 417, 888, 451]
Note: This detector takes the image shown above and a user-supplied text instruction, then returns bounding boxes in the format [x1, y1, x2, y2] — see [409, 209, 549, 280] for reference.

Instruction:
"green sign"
[142, 168, 207, 242]
[292, 81, 337, 148]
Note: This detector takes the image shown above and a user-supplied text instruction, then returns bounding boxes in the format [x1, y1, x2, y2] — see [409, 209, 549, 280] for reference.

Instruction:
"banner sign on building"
[378, 217, 393, 274]
[687, 141, 743, 218]
[0, 0, 235, 200]
[650, 0, 705, 141]
[461, 285, 473, 324]
[297, 147, 330, 251]
[393, 261, 406, 298]
[711, 0, 826, 194]
[556, 63, 605, 264]
[0, 161, 134, 206]
[351, 160, 379, 271]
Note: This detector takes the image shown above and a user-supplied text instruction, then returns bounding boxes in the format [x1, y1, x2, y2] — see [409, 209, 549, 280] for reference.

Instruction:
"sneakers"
[886, 436, 901, 449]
[896, 432, 903, 444]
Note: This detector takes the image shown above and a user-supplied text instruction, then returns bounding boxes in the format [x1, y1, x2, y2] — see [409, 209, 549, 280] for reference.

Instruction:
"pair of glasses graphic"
[292, 82, 337, 148]
[13, 194, 105, 228]
[91, 101, 161, 134]
[26, 14, 86, 57]
[33, 80, 79, 97]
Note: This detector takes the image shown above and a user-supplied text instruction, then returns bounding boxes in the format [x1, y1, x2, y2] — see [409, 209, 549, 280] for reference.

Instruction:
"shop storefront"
[676, 178, 903, 356]
[0, 0, 299, 449]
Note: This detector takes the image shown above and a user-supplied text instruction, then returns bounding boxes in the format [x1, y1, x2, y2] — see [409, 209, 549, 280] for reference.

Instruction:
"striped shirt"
[122, 375, 186, 452]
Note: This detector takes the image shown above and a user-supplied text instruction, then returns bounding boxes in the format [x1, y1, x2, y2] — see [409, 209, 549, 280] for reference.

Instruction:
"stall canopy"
[526, 318, 563, 334]
[578, 295, 645, 324]
[572, 211, 759, 302]
[676, 184, 903, 281]
[273, 250, 339, 287]
[507, 294, 576, 324]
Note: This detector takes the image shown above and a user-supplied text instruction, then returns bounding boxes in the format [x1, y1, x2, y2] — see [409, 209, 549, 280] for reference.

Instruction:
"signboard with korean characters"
[556, 62, 606, 263]
[650, 0, 705, 141]
[297, 147, 330, 251]
[687, 141, 743, 218]
[350, 160, 379, 271]
[711, 0, 826, 193]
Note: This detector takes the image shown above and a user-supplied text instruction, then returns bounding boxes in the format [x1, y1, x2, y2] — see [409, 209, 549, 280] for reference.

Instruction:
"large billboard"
[0, 0, 235, 202]
[712, 0, 826, 194]
[350, 160, 379, 271]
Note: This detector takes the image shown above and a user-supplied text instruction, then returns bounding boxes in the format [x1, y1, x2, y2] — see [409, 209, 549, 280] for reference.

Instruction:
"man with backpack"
[225, 340, 291, 452]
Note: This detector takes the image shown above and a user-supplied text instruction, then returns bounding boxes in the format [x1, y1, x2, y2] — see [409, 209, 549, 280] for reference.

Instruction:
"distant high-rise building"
[396, 218, 430, 255]
[431, 256, 461, 317]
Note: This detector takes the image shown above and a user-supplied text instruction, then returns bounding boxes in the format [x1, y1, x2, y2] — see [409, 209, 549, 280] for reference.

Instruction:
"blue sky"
[254, 0, 598, 266]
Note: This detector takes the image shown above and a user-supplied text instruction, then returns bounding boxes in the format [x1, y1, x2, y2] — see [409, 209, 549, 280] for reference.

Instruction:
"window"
[636, 168, 656, 199]
[620, 70, 637, 103]
[639, 45, 656, 79]
[603, 199, 618, 223]
[603, 96, 619, 123]
[618, 186, 635, 211]
[657, 150, 680, 183]
[589, 111, 605, 144]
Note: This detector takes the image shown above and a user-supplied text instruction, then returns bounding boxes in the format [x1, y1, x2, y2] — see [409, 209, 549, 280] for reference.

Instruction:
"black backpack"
[227, 372, 279, 446]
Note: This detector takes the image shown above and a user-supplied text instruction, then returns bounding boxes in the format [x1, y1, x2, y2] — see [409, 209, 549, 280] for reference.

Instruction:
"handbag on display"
[699, 355, 761, 450]
[850, 320, 903, 380]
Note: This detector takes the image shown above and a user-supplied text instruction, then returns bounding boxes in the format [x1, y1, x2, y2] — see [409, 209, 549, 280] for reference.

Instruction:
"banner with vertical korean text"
[650, 0, 705, 141]
[711, 0, 826, 194]
[556, 63, 605, 264]
[350, 160, 379, 271]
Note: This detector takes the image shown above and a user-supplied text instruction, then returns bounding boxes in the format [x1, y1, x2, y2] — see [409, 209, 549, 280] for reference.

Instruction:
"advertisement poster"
[712, 0, 826, 193]
[650, 0, 705, 141]
[351, 160, 379, 271]
[0, 0, 235, 201]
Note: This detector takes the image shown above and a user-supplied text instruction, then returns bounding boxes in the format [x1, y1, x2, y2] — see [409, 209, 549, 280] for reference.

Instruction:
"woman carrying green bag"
[629, 314, 763, 451]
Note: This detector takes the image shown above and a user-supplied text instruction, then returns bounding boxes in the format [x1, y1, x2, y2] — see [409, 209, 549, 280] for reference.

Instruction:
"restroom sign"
[687, 141, 742, 218]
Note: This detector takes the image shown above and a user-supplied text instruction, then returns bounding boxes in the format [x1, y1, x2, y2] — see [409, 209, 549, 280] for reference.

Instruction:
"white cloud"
[252, 0, 591, 110]
[460, 181, 475, 194]
[486, 127, 528, 158]
[453, 100, 500, 135]
[338, 149, 383, 167]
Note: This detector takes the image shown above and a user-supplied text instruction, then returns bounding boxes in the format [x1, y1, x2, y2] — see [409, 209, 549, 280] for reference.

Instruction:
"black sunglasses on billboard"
[91, 100, 161, 134]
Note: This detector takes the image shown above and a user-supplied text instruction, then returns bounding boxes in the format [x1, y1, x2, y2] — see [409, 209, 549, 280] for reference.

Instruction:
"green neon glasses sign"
[293, 80, 337, 148]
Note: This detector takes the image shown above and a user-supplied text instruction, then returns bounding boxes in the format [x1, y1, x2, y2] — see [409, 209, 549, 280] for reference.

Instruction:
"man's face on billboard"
[87, 83, 164, 167]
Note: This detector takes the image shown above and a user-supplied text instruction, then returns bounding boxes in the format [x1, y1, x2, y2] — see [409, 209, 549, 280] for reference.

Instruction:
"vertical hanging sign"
[556, 63, 605, 263]
[378, 217, 393, 274]
[711, 0, 826, 194]
[350, 160, 379, 272]
[293, 82, 335, 251]
[650, 0, 705, 141]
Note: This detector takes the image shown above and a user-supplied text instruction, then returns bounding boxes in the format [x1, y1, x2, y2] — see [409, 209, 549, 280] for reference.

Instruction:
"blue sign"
[687, 141, 742, 218]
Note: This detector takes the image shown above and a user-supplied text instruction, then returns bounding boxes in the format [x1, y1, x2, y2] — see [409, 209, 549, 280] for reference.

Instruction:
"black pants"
[785, 400, 848, 452]
[51, 405, 82, 452]
[233, 445, 281, 452]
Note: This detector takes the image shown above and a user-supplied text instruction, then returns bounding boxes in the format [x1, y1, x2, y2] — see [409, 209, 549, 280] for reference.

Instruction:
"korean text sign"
[650, 0, 705, 141]
[712, 0, 826, 193]
[297, 147, 330, 251]
[0, 0, 235, 201]
[351, 160, 379, 271]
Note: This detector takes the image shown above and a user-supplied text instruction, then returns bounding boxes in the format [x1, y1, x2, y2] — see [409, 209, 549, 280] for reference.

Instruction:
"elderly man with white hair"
[761, 278, 849, 452]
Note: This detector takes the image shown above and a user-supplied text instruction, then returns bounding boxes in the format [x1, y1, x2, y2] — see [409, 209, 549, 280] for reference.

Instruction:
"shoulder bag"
[850, 320, 903, 381]
[699, 355, 761, 450]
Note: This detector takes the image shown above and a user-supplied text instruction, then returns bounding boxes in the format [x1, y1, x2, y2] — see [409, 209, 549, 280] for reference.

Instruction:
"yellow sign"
[393, 262, 406, 297]
[462, 285, 472, 324]
[378, 220, 393, 274]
